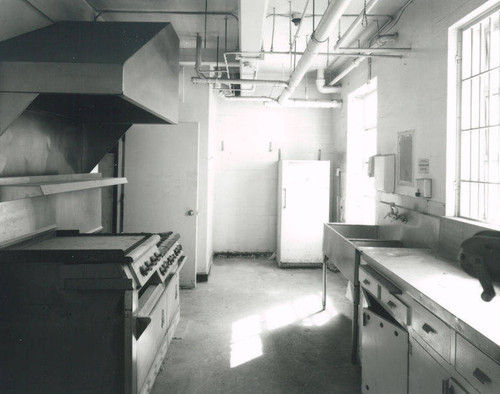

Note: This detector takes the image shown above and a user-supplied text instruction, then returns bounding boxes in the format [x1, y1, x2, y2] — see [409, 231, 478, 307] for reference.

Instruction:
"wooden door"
[123, 123, 199, 288]
[361, 308, 408, 394]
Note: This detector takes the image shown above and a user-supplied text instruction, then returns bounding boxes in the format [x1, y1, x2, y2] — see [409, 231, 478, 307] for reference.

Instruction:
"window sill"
[441, 216, 500, 232]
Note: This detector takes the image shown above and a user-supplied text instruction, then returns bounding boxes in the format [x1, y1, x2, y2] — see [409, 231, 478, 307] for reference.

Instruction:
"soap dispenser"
[415, 178, 432, 198]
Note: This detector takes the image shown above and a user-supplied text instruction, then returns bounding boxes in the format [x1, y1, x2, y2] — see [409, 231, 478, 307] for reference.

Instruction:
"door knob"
[187, 210, 195, 216]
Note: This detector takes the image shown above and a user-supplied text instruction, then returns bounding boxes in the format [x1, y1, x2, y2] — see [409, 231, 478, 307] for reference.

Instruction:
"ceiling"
[2, 0, 407, 102]
[84, 0, 412, 79]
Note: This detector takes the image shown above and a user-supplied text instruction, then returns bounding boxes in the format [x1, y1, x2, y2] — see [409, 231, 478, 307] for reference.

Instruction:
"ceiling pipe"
[328, 34, 401, 86]
[334, 0, 381, 50]
[266, 98, 342, 108]
[93, 9, 238, 22]
[316, 69, 342, 94]
[327, 0, 414, 86]
[218, 94, 276, 103]
[192, 77, 288, 87]
[326, 0, 386, 71]
[329, 58, 362, 86]
[278, 0, 353, 105]
[228, 49, 408, 57]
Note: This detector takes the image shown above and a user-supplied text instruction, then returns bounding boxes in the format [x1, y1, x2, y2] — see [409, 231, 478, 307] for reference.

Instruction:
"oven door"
[135, 284, 168, 393]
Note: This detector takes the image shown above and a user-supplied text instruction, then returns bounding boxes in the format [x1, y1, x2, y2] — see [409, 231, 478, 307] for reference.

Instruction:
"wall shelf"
[0, 174, 127, 202]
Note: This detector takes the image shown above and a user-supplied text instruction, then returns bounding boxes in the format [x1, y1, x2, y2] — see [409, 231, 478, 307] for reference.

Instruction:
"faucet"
[384, 203, 408, 224]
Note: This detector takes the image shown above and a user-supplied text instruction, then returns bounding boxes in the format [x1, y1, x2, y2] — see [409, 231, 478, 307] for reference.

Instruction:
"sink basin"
[323, 223, 405, 282]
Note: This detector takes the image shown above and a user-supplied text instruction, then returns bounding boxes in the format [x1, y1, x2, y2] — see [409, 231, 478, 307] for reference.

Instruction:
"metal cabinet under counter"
[359, 247, 500, 394]
[360, 247, 500, 360]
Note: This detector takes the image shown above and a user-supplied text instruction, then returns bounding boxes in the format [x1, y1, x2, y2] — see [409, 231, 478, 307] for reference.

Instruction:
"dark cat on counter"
[458, 231, 500, 302]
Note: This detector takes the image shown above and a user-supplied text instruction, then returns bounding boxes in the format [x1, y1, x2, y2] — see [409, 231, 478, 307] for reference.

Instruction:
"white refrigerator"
[277, 160, 330, 267]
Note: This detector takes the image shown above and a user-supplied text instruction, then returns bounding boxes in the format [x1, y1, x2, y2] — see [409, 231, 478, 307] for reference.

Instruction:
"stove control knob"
[140, 265, 148, 276]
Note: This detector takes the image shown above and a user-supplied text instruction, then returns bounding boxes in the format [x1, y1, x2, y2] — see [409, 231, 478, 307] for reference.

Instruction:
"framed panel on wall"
[398, 130, 414, 186]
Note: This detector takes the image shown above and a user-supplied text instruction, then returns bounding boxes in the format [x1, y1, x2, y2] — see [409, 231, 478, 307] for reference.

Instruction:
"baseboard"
[277, 262, 323, 268]
[213, 251, 274, 258]
[196, 255, 213, 283]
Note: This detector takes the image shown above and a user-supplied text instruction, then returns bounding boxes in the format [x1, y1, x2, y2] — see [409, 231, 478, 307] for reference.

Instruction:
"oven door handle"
[135, 316, 151, 339]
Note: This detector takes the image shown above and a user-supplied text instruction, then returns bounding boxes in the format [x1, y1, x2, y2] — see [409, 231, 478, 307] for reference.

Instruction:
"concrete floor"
[152, 257, 361, 393]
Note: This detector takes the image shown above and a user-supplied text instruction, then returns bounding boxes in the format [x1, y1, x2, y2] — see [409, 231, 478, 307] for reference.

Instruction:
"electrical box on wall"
[374, 155, 395, 193]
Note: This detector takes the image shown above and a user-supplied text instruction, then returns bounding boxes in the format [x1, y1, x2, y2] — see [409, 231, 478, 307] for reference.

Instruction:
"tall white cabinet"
[277, 160, 330, 267]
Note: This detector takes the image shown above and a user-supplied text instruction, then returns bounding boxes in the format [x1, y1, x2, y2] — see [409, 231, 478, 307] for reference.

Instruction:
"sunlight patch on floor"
[230, 294, 338, 368]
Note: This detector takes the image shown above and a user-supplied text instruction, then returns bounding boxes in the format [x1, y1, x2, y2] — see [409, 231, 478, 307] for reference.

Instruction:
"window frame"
[447, 1, 500, 227]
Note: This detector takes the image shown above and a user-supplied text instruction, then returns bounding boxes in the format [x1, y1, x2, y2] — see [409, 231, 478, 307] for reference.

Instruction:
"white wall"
[213, 99, 335, 253]
[332, 0, 490, 247]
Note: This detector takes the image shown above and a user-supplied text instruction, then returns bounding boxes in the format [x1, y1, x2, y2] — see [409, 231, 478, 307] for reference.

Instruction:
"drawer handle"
[473, 367, 492, 385]
[422, 323, 436, 334]
[363, 279, 371, 285]
[387, 300, 397, 309]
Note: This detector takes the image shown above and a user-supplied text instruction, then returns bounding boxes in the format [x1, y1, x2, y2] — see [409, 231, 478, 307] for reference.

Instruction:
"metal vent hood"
[0, 21, 179, 133]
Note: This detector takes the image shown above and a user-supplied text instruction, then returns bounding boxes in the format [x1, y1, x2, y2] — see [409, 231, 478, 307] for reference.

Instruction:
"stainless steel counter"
[360, 247, 500, 362]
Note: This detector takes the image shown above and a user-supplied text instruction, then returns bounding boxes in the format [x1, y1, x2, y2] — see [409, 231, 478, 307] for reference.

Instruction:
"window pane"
[460, 182, 470, 218]
[491, 127, 500, 182]
[480, 74, 490, 127]
[462, 79, 471, 129]
[488, 184, 500, 224]
[481, 19, 491, 72]
[463, 28, 472, 79]
[459, 9, 500, 225]
[471, 129, 479, 181]
[491, 12, 500, 68]
[471, 77, 480, 128]
[472, 25, 481, 76]
[479, 183, 486, 220]
[490, 70, 499, 125]
[479, 128, 488, 181]
[461, 130, 471, 180]
[470, 182, 479, 219]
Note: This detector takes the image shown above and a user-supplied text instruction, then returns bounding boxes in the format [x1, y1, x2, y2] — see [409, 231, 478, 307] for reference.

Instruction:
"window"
[345, 79, 377, 224]
[457, 8, 500, 225]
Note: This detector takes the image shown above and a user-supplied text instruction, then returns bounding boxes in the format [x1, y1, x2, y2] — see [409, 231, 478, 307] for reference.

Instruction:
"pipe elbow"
[315, 69, 342, 94]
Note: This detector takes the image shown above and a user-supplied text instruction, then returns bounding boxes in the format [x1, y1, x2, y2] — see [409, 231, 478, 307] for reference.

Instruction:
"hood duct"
[0, 21, 179, 134]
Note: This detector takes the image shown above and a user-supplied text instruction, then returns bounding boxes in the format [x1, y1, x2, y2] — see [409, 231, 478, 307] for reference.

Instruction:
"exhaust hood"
[0, 21, 179, 133]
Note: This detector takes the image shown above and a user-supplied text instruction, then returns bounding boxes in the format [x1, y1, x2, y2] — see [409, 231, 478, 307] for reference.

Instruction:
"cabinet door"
[409, 337, 478, 394]
[361, 309, 408, 394]
[409, 336, 449, 394]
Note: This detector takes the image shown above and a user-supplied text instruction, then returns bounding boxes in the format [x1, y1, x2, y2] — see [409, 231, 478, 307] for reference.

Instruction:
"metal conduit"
[93, 9, 239, 22]
[267, 98, 342, 108]
[334, 0, 382, 50]
[327, 0, 415, 86]
[192, 77, 288, 87]
[278, 0, 354, 104]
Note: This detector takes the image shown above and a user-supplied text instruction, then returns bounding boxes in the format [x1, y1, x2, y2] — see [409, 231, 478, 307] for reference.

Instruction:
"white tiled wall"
[213, 99, 335, 253]
[331, 0, 491, 248]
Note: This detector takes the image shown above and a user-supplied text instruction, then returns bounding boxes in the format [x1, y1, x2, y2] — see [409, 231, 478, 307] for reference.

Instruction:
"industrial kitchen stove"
[0, 227, 185, 394]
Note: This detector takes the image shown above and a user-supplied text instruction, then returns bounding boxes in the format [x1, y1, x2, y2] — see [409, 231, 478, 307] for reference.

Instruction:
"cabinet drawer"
[359, 266, 380, 298]
[411, 302, 453, 364]
[456, 335, 500, 394]
[380, 288, 409, 326]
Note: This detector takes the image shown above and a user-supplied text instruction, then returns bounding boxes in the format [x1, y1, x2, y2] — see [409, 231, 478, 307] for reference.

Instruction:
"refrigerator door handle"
[283, 188, 287, 209]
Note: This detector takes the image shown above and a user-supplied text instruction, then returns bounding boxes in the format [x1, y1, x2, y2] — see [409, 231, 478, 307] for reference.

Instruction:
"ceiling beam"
[238, 0, 269, 93]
